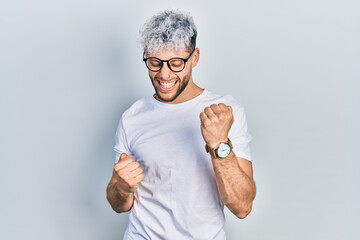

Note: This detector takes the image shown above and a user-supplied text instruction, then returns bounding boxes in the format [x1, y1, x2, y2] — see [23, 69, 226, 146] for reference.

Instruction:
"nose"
[156, 62, 172, 80]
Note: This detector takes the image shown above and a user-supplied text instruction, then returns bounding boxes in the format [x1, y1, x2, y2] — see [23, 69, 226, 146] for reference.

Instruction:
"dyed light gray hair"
[138, 9, 197, 54]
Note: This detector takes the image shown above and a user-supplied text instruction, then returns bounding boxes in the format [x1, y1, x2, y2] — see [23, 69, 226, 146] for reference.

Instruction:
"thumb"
[119, 153, 128, 161]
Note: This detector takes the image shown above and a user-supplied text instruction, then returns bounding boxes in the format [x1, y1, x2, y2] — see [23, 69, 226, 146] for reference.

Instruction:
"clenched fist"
[113, 153, 144, 195]
[200, 103, 234, 149]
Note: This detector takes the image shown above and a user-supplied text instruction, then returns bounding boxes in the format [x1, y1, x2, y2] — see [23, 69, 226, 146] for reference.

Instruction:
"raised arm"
[200, 103, 256, 219]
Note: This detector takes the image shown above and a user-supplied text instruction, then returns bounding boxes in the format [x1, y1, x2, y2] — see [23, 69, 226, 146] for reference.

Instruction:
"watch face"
[217, 143, 231, 158]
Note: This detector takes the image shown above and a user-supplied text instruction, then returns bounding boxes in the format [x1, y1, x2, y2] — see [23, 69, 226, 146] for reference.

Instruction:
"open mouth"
[157, 80, 177, 91]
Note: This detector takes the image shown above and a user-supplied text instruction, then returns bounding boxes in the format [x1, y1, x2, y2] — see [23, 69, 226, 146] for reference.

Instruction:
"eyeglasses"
[143, 48, 195, 72]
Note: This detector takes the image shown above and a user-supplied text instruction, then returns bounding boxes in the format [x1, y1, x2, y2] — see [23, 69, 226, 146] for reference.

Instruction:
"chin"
[156, 91, 179, 103]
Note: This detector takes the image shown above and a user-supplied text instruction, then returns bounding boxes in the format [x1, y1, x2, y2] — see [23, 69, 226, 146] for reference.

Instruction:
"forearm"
[211, 151, 256, 219]
[106, 182, 134, 213]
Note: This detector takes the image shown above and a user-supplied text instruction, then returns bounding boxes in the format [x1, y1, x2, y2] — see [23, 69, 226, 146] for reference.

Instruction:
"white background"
[1, 0, 359, 239]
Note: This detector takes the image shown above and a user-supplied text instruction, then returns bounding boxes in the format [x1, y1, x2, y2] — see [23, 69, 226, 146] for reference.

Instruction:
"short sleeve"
[228, 105, 253, 162]
[113, 116, 131, 164]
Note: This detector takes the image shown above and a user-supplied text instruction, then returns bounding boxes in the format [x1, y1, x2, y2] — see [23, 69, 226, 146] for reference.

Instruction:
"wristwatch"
[205, 139, 233, 159]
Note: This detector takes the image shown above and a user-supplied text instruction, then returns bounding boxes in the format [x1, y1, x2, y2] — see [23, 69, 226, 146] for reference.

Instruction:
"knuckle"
[218, 113, 225, 120]
[127, 162, 135, 169]
[139, 174, 145, 181]
[203, 118, 211, 125]
[204, 108, 212, 115]
[211, 116, 219, 123]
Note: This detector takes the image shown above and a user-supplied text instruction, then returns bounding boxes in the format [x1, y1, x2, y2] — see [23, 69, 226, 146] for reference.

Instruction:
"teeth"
[159, 80, 176, 89]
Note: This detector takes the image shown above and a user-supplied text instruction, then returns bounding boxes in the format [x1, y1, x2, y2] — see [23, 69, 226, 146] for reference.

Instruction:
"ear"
[191, 48, 200, 68]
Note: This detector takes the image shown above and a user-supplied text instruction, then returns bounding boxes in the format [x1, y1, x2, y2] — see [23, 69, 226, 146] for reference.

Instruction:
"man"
[106, 10, 256, 240]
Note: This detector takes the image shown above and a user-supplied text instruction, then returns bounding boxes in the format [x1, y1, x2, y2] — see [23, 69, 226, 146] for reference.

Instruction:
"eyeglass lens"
[146, 58, 185, 72]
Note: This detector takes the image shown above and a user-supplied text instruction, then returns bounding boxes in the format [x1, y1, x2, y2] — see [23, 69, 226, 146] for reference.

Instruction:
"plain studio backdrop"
[0, 0, 359, 239]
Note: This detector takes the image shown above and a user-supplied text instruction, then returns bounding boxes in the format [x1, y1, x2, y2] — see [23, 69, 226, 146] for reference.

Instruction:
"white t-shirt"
[113, 89, 252, 240]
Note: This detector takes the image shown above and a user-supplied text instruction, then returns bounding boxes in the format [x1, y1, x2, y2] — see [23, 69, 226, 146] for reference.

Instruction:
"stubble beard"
[150, 69, 192, 103]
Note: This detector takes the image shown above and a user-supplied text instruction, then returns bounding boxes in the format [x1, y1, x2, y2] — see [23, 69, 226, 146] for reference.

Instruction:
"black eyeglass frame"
[143, 48, 196, 73]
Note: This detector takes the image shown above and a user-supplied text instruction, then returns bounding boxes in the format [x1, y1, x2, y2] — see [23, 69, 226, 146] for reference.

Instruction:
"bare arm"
[106, 170, 134, 213]
[106, 153, 144, 213]
[211, 153, 256, 218]
[200, 103, 256, 219]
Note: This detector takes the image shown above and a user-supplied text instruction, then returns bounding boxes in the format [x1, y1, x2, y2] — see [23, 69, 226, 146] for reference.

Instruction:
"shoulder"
[121, 96, 154, 119]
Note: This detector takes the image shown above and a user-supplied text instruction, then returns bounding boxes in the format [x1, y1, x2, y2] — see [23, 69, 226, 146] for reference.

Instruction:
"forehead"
[147, 47, 190, 59]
